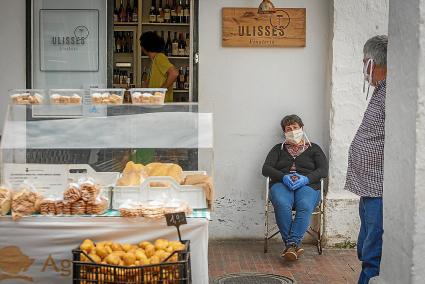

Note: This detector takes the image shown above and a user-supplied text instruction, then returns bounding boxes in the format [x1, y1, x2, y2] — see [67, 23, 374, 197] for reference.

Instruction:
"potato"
[139, 257, 150, 265]
[112, 251, 125, 258]
[105, 254, 120, 265]
[149, 255, 160, 265]
[111, 243, 123, 252]
[145, 244, 156, 258]
[168, 254, 178, 262]
[135, 250, 147, 261]
[123, 252, 136, 266]
[169, 241, 185, 251]
[88, 253, 101, 264]
[138, 241, 152, 249]
[96, 246, 109, 259]
[121, 243, 132, 252]
[105, 246, 113, 255]
[166, 246, 174, 253]
[154, 239, 169, 250]
[80, 239, 94, 252]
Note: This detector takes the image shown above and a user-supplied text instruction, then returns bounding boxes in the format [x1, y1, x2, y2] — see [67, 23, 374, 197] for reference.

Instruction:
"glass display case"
[0, 101, 213, 210]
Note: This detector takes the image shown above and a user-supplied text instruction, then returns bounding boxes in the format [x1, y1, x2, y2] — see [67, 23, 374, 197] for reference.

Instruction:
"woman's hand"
[291, 174, 310, 190]
[282, 175, 295, 189]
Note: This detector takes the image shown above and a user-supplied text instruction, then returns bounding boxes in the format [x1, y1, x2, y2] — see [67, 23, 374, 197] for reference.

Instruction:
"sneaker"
[282, 244, 298, 261]
[295, 246, 304, 258]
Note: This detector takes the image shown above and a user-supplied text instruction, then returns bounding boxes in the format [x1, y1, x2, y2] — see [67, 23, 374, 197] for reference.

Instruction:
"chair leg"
[264, 202, 269, 253]
[317, 211, 323, 255]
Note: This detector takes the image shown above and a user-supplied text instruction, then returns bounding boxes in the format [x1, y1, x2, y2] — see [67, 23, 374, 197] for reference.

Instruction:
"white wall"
[199, 0, 331, 239]
[377, 0, 425, 282]
[325, 0, 389, 245]
[0, 0, 26, 134]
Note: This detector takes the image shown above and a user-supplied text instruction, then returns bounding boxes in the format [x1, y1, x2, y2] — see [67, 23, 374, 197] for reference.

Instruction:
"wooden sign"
[222, 8, 306, 47]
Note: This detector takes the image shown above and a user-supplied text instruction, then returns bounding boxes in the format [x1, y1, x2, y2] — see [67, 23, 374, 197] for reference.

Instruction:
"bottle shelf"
[174, 89, 189, 93]
[114, 22, 139, 26]
[141, 56, 189, 59]
[141, 22, 190, 26]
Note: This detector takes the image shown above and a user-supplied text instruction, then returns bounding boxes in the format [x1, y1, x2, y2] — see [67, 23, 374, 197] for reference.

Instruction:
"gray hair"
[281, 114, 304, 130]
[363, 35, 388, 66]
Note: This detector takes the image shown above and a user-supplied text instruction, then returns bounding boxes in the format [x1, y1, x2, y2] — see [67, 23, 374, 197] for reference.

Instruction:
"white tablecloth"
[0, 216, 208, 284]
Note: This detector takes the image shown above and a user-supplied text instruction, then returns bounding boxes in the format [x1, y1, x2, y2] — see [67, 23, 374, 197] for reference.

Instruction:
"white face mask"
[363, 58, 374, 100]
[285, 128, 304, 144]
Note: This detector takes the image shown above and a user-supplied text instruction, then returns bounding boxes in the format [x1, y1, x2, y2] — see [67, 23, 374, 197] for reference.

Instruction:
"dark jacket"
[262, 143, 328, 190]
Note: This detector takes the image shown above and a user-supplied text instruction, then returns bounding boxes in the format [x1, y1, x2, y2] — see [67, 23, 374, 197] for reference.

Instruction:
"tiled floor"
[208, 241, 360, 284]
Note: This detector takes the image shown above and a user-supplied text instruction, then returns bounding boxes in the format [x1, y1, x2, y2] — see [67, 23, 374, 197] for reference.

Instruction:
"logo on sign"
[0, 246, 34, 282]
[237, 10, 290, 38]
[51, 25, 90, 51]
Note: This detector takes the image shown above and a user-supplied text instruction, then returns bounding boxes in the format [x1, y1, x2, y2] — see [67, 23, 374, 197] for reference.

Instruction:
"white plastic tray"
[112, 171, 208, 210]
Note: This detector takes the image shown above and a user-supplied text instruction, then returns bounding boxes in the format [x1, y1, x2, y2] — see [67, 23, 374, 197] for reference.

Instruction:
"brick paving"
[209, 241, 360, 284]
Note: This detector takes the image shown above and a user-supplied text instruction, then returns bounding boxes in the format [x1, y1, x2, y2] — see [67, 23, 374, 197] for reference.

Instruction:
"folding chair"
[263, 177, 324, 255]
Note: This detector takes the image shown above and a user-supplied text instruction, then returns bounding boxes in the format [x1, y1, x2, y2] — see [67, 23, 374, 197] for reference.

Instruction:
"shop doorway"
[108, 0, 199, 103]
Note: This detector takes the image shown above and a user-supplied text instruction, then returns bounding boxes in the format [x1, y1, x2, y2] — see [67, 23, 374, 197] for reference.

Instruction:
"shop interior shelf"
[141, 22, 190, 26]
[141, 56, 189, 59]
[114, 22, 139, 26]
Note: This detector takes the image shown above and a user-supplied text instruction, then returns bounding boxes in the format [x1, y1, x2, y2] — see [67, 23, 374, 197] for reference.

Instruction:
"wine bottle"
[126, 0, 132, 22]
[178, 32, 185, 56]
[116, 32, 122, 53]
[184, 66, 189, 89]
[132, 0, 138, 22]
[114, 0, 119, 22]
[122, 32, 128, 53]
[176, 0, 183, 23]
[178, 67, 185, 89]
[170, 0, 177, 23]
[141, 67, 148, 87]
[185, 32, 190, 56]
[119, 0, 126, 22]
[184, 0, 190, 24]
[149, 0, 157, 23]
[157, 0, 164, 23]
[128, 32, 133, 52]
[172, 32, 179, 56]
[164, 0, 171, 23]
[165, 31, 172, 56]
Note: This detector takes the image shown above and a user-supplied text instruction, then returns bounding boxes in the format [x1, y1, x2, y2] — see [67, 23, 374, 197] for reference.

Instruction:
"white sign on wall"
[39, 9, 99, 72]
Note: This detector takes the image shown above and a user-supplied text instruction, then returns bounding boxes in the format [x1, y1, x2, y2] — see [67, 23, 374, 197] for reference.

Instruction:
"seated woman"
[262, 114, 328, 261]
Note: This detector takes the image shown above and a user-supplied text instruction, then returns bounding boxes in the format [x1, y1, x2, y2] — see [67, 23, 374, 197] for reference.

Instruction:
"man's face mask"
[285, 128, 304, 144]
[363, 58, 374, 100]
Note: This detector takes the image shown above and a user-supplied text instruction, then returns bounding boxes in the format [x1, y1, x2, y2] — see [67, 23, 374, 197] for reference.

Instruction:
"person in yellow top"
[139, 31, 178, 102]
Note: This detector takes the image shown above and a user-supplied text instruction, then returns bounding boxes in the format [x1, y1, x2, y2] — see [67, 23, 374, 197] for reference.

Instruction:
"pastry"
[11, 92, 44, 105]
[91, 92, 122, 104]
[63, 183, 81, 203]
[0, 187, 12, 216]
[50, 93, 82, 105]
[131, 91, 165, 104]
[11, 188, 43, 220]
[80, 181, 100, 203]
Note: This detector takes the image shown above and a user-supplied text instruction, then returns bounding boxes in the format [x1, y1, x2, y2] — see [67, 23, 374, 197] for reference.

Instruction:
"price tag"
[165, 212, 187, 227]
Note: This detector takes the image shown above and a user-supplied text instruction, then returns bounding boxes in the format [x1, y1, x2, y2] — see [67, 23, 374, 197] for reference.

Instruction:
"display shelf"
[174, 89, 189, 93]
[141, 22, 190, 26]
[114, 22, 139, 26]
[141, 56, 189, 60]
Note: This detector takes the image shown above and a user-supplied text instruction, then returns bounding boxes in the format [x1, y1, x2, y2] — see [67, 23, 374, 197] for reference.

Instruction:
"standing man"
[345, 35, 388, 284]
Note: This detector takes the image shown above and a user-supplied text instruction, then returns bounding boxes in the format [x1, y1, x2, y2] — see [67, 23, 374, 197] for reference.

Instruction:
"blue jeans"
[269, 183, 320, 246]
[357, 197, 383, 284]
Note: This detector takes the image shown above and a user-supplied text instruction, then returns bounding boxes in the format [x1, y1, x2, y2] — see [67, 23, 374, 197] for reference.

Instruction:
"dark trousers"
[357, 197, 383, 284]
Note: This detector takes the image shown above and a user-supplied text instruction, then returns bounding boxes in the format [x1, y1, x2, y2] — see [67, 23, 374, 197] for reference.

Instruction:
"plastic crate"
[72, 240, 191, 284]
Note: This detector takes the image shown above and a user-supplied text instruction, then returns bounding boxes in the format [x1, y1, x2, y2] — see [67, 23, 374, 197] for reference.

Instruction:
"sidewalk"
[209, 241, 360, 284]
